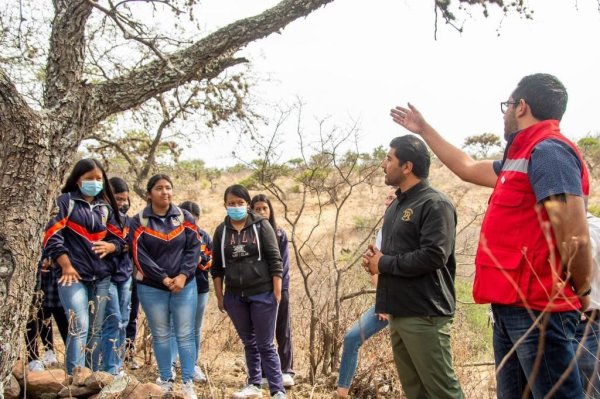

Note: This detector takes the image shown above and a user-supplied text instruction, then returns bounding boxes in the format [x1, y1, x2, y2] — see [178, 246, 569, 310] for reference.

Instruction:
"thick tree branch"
[88, 0, 334, 123]
[44, 0, 94, 108]
[0, 68, 40, 135]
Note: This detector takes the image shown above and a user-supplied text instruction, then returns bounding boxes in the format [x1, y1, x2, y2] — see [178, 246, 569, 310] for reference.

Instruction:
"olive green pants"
[388, 315, 464, 399]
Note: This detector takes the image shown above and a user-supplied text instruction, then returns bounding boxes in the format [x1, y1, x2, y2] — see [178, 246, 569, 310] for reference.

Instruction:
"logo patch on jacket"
[232, 244, 249, 258]
[402, 208, 413, 221]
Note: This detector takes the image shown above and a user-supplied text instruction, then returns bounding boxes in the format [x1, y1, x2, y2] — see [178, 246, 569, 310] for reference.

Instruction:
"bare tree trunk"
[0, 73, 75, 379]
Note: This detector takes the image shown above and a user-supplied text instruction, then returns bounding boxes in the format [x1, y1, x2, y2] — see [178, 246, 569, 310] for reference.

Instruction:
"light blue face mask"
[227, 206, 248, 221]
[80, 180, 103, 197]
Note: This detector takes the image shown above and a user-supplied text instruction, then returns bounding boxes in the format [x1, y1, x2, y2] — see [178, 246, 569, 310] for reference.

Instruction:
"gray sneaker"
[272, 392, 287, 399]
[155, 377, 174, 392]
[193, 365, 207, 383]
[42, 350, 58, 366]
[182, 380, 198, 399]
[232, 384, 263, 399]
[281, 373, 294, 388]
[28, 360, 45, 372]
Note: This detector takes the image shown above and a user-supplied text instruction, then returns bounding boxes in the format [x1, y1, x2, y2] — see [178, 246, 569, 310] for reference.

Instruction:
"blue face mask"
[80, 180, 103, 197]
[227, 206, 248, 221]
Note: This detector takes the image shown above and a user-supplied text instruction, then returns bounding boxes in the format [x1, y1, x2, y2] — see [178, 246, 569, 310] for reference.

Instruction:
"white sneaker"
[155, 377, 174, 392]
[193, 365, 207, 383]
[28, 360, 45, 372]
[182, 380, 198, 399]
[232, 384, 263, 399]
[272, 392, 287, 399]
[281, 373, 294, 388]
[42, 350, 58, 366]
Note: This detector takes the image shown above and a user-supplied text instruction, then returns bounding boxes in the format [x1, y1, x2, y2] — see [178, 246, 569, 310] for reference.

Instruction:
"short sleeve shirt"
[493, 137, 582, 202]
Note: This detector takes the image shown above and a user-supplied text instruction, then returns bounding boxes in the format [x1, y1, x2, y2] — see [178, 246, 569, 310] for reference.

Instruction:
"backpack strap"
[66, 193, 75, 219]
[138, 210, 149, 228]
[174, 206, 185, 225]
[138, 206, 184, 228]
[98, 204, 109, 227]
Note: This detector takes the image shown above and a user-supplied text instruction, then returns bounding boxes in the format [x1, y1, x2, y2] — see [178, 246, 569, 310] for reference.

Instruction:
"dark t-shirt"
[493, 138, 582, 202]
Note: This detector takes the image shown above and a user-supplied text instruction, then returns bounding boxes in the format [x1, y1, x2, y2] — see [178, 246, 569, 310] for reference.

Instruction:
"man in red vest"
[389, 73, 592, 398]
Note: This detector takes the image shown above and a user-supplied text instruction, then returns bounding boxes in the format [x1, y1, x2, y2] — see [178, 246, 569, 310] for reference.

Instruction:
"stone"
[164, 390, 187, 399]
[72, 366, 94, 386]
[11, 359, 24, 382]
[58, 384, 99, 398]
[3, 374, 21, 399]
[84, 372, 114, 390]
[25, 369, 67, 398]
[97, 374, 139, 399]
[126, 383, 163, 399]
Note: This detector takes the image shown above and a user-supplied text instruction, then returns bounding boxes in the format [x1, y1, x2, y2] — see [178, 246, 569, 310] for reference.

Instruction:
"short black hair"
[109, 177, 129, 194]
[389, 135, 431, 179]
[512, 73, 568, 121]
[224, 184, 251, 204]
[179, 201, 201, 219]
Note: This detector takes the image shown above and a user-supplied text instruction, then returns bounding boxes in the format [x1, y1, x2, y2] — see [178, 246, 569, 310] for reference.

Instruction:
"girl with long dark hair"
[250, 194, 295, 388]
[43, 158, 123, 374]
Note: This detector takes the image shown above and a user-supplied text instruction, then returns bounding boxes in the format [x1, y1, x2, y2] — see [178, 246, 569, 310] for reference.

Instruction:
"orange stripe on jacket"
[142, 225, 185, 241]
[43, 217, 68, 247]
[66, 220, 107, 242]
[131, 226, 146, 279]
[107, 223, 129, 240]
[198, 243, 213, 270]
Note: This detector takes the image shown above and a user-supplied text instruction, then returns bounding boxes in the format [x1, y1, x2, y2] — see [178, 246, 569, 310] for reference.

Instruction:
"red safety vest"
[473, 120, 589, 312]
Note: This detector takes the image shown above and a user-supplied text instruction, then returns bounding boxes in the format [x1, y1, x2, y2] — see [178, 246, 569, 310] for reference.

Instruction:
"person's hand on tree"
[41, 257, 52, 273]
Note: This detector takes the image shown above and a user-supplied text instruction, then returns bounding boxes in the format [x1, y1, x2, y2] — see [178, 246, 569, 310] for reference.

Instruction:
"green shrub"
[589, 203, 600, 218]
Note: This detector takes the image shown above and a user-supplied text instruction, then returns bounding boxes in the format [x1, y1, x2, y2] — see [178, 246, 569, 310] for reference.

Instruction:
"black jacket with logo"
[375, 180, 457, 317]
[210, 211, 283, 297]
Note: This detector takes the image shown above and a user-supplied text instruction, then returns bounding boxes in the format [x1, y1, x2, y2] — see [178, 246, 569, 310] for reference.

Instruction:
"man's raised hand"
[390, 103, 426, 135]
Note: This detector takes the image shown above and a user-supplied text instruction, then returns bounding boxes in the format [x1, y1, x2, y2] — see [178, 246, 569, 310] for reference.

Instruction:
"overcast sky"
[183, 0, 600, 167]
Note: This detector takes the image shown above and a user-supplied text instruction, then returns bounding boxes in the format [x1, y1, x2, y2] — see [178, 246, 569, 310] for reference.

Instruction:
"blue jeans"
[57, 276, 111, 374]
[138, 281, 197, 382]
[574, 311, 600, 398]
[101, 278, 132, 374]
[224, 291, 284, 395]
[492, 304, 583, 398]
[337, 305, 388, 389]
[170, 292, 209, 366]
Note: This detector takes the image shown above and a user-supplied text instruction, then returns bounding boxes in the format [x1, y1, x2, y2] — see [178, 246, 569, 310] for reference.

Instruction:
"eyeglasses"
[500, 101, 519, 114]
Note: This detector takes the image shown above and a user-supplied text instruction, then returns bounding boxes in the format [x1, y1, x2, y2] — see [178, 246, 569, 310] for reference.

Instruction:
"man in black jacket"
[363, 135, 464, 399]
